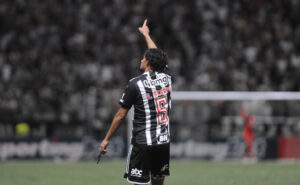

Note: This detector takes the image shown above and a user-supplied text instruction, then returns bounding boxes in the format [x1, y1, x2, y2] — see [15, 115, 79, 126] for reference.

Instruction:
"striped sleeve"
[119, 80, 137, 109]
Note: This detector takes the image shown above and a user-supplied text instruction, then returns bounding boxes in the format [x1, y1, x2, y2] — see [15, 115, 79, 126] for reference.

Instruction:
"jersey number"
[155, 96, 168, 124]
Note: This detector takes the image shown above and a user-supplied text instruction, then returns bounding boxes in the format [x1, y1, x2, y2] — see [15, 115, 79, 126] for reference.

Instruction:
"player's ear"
[146, 60, 150, 67]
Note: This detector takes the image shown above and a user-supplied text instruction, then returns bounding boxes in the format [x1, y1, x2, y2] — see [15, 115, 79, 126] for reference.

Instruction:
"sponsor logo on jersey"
[158, 133, 169, 143]
[143, 76, 169, 88]
[120, 93, 125, 103]
[131, 168, 142, 177]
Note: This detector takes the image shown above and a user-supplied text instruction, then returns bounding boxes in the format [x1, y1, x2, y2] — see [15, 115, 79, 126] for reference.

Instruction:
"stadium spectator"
[0, 0, 299, 139]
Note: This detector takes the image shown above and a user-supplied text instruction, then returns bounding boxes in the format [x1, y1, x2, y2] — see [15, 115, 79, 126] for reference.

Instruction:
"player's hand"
[99, 139, 109, 154]
[139, 19, 149, 36]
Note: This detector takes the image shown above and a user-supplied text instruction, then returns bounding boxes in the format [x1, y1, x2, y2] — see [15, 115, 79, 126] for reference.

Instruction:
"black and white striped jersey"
[119, 71, 172, 146]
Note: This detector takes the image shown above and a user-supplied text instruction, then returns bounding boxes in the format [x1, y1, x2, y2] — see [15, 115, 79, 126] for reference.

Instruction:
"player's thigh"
[151, 176, 165, 185]
[150, 143, 170, 177]
[125, 144, 151, 184]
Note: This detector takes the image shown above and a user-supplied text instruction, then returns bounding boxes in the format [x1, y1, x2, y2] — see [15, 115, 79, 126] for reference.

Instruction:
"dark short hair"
[144, 48, 168, 72]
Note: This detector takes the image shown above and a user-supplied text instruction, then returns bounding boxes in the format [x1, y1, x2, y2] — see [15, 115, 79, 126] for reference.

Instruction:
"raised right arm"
[139, 19, 158, 49]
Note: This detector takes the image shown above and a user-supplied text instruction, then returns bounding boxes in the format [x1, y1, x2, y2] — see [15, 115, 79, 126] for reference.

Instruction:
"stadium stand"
[0, 0, 299, 140]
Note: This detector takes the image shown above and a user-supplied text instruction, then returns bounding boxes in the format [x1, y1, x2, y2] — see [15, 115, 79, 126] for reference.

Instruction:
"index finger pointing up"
[143, 19, 148, 27]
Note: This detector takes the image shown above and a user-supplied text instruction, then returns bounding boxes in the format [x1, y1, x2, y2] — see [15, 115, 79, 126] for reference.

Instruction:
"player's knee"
[151, 176, 165, 185]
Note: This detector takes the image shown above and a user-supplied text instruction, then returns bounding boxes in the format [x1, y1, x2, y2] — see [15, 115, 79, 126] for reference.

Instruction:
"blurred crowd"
[0, 0, 299, 134]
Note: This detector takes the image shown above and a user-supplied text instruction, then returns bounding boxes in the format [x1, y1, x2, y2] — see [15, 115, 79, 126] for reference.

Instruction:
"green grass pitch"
[0, 160, 299, 185]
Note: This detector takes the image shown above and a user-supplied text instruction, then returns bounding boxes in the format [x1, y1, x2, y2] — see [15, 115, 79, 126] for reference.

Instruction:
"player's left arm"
[99, 107, 129, 154]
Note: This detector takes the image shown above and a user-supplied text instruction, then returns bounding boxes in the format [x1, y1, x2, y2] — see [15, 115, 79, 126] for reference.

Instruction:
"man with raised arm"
[99, 19, 172, 185]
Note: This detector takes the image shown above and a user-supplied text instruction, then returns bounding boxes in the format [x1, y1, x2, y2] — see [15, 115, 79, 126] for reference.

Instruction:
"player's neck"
[144, 67, 152, 73]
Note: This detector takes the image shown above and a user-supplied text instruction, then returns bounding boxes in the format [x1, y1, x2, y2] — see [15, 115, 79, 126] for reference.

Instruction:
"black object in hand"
[97, 153, 102, 164]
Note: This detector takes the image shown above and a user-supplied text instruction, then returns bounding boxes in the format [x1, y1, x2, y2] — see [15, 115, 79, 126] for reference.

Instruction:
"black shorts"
[124, 143, 170, 184]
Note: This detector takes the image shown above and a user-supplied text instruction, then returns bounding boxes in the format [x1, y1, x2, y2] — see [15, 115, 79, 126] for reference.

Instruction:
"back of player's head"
[144, 48, 168, 73]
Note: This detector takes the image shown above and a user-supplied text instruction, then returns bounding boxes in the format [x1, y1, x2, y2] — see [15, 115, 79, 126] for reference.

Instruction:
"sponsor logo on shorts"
[161, 164, 169, 172]
[131, 168, 142, 177]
